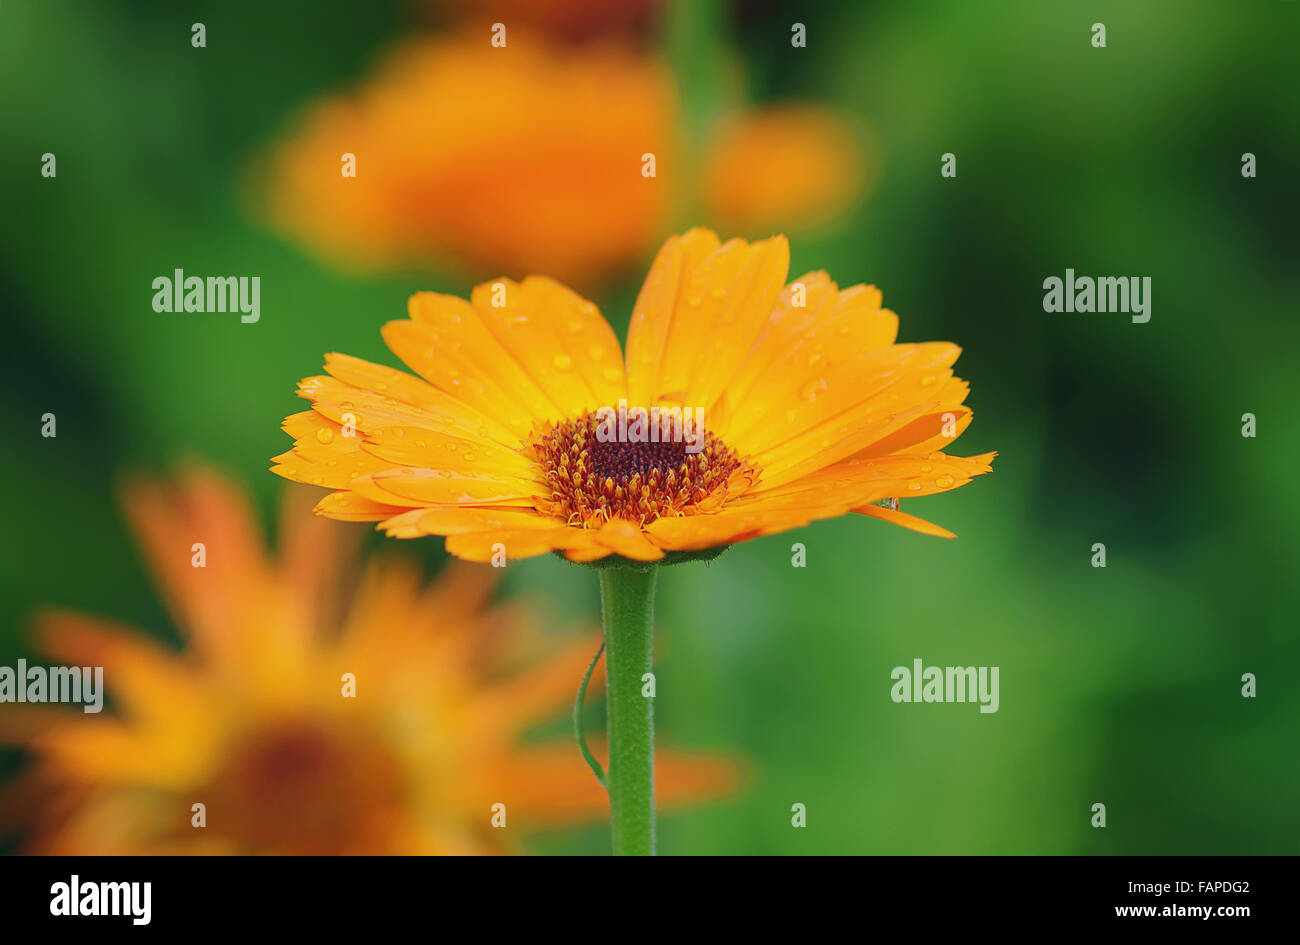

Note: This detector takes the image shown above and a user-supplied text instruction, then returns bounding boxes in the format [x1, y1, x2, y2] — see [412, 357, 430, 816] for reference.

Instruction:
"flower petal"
[470, 276, 628, 414]
[853, 503, 957, 538]
[625, 229, 791, 413]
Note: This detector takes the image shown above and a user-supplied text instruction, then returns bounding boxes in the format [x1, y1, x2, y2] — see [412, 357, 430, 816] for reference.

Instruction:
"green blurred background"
[2, 0, 1297, 854]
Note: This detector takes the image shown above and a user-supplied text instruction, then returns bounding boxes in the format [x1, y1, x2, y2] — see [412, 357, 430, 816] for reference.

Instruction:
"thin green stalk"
[664, 0, 726, 228]
[574, 642, 606, 787]
[598, 566, 658, 856]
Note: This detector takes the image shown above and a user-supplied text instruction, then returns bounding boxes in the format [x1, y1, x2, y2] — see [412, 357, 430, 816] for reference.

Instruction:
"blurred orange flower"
[259, 32, 676, 289]
[0, 468, 737, 854]
[256, 31, 865, 289]
[703, 105, 868, 235]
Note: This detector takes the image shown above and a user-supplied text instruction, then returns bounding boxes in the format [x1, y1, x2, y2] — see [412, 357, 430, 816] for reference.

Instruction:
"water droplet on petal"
[588, 345, 605, 361]
[554, 354, 573, 370]
[801, 378, 828, 403]
[936, 474, 954, 488]
[315, 428, 334, 444]
[908, 479, 922, 491]
[603, 367, 622, 382]
[920, 464, 933, 473]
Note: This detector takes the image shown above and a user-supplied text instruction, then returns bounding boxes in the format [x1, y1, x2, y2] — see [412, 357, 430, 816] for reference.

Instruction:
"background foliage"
[2, 0, 1297, 854]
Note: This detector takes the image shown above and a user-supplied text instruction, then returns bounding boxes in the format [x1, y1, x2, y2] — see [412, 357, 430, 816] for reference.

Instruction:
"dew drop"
[588, 345, 605, 361]
[920, 464, 933, 473]
[315, 428, 334, 444]
[603, 367, 622, 382]
[936, 474, 954, 488]
[554, 354, 573, 370]
[908, 479, 922, 491]
[801, 378, 828, 403]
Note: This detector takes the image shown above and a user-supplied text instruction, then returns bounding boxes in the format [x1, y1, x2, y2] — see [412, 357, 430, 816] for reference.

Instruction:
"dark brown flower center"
[201, 718, 406, 855]
[536, 410, 745, 526]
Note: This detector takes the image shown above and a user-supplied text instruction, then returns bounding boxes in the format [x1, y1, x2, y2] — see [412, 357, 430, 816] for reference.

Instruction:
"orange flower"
[702, 106, 868, 234]
[258, 32, 676, 289]
[0, 468, 736, 854]
[271, 228, 994, 564]
[255, 32, 867, 289]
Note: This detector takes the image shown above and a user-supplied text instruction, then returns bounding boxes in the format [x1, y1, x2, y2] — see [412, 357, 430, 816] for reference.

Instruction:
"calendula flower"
[272, 228, 992, 854]
[702, 106, 868, 234]
[258, 32, 676, 288]
[256, 33, 866, 289]
[272, 228, 994, 564]
[0, 468, 736, 855]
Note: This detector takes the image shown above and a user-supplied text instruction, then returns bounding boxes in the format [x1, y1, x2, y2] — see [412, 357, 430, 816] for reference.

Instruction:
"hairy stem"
[598, 566, 657, 856]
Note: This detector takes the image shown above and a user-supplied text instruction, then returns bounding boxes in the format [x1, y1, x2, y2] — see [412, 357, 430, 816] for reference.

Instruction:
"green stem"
[598, 566, 658, 856]
[664, 0, 726, 228]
